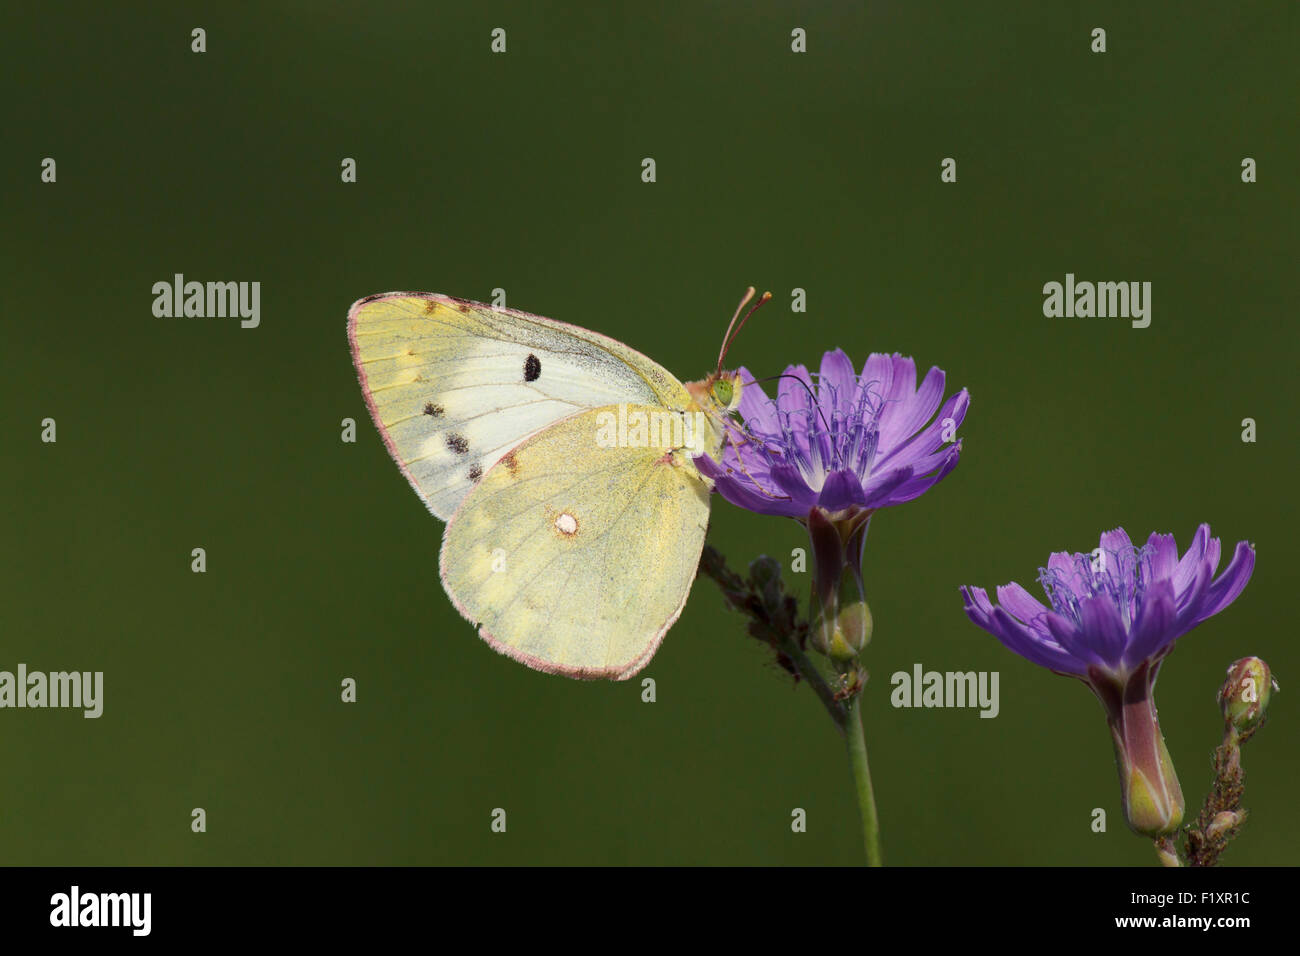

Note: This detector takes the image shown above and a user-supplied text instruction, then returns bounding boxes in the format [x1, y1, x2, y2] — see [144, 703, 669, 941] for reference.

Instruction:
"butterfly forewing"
[348, 292, 691, 519]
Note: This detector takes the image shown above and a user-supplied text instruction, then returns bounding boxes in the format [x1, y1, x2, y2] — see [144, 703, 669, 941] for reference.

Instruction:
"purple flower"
[960, 525, 1255, 836]
[698, 349, 968, 666]
[961, 525, 1255, 679]
[696, 349, 969, 520]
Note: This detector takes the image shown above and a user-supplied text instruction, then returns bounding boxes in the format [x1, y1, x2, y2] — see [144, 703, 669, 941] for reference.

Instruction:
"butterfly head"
[682, 370, 744, 462]
[686, 369, 743, 420]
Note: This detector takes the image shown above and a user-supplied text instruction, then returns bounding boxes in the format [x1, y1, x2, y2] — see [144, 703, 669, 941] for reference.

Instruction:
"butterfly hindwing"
[439, 405, 713, 679]
[348, 292, 692, 519]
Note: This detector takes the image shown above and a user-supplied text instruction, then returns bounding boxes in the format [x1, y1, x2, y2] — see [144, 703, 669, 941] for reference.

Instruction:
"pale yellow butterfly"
[347, 291, 763, 679]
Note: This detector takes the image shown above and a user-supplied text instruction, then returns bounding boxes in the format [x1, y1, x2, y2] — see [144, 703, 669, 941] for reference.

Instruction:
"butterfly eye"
[711, 378, 734, 409]
[712, 373, 744, 412]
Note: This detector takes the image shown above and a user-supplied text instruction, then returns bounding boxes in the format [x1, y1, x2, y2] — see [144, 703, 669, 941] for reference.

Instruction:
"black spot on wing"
[446, 433, 469, 455]
[423, 401, 444, 417]
[524, 353, 541, 382]
[468, 463, 483, 483]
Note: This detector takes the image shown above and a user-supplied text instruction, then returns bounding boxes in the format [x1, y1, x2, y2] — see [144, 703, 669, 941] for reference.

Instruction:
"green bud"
[747, 555, 782, 597]
[827, 567, 872, 659]
[804, 507, 873, 662]
[1219, 657, 1276, 735]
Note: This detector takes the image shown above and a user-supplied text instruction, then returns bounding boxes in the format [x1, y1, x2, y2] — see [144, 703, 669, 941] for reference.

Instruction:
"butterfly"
[347, 290, 767, 679]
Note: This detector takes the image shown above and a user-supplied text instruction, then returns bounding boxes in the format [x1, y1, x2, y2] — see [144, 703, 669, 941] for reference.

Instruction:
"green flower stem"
[777, 633, 849, 734]
[695, 544, 881, 863]
[846, 694, 883, 866]
[1184, 726, 1251, 866]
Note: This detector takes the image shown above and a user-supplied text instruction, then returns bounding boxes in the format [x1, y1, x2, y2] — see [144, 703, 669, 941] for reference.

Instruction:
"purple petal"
[1099, 527, 1132, 552]
[858, 353, 896, 406]
[777, 364, 814, 416]
[876, 354, 915, 409]
[877, 445, 960, 505]
[698, 437, 772, 487]
[1044, 611, 1107, 669]
[880, 365, 945, 450]
[1173, 555, 1215, 633]
[818, 349, 857, 420]
[1145, 531, 1178, 583]
[768, 463, 818, 509]
[697, 455, 802, 518]
[888, 443, 959, 481]
[1196, 540, 1255, 622]
[1097, 527, 1135, 591]
[858, 465, 915, 510]
[875, 388, 969, 471]
[816, 468, 865, 512]
[1125, 578, 1178, 666]
[993, 608, 1088, 676]
[1077, 595, 1129, 667]
[961, 585, 996, 624]
[1173, 523, 1211, 595]
[734, 366, 779, 433]
[961, 586, 1086, 677]
[995, 582, 1051, 627]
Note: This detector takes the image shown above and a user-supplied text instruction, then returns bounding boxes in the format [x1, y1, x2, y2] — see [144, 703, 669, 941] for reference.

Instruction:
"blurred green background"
[3, 1, 1295, 865]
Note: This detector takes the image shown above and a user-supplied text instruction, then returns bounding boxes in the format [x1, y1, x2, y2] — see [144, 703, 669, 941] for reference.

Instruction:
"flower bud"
[1219, 657, 1275, 735]
[1205, 809, 1247, 841]
[830, 570, 873, 659]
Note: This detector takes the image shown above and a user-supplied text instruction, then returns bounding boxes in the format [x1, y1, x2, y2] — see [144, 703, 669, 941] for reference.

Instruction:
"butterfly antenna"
[715, 287, 772, 375]
[716, 288, 754, 375]
[748, 372, 834, 434]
